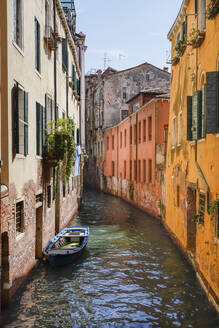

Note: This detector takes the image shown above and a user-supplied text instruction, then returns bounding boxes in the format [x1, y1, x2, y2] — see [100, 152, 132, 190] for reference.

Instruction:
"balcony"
[44, 26, 57, 51]
[189, 31, 205, 48]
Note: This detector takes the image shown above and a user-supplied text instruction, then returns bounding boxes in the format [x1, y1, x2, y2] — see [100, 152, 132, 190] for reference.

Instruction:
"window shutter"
[13, 84, 19, 153]
[51, 99, 54, 121]
[192, 91, 202, 140]
[36, 102, 40, 155]
[42, 106, 46, 151]
[206, 72, 218, 133]
[76, 128, 80, 144]
[13, 0, 17, 42]
[77, 79, 80, 99]
[197, 91, 202, 139]
[187, 96, 192, 140]
[62, 38, 67, 72]
[72, 64, 75, 89]
[201, 84, 206, 138]
[24, 91, 28, 155]
[45, 94, 48, 125]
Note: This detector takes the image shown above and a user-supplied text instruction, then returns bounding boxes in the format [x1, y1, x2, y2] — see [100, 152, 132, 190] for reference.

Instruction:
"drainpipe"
[194, 13, 210, 211]
[53, 0, 57, 121]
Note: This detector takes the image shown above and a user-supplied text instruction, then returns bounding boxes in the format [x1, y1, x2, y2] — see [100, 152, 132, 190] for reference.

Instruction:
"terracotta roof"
[126, 88, 170, 103]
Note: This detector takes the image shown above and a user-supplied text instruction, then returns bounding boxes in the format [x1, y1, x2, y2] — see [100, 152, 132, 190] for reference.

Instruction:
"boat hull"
[43, 226, 89, 266]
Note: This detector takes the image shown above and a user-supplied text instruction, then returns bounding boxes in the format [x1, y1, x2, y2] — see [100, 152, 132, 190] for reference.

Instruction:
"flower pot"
[171, 56, 180, 66]
[190, 32, 205, 48]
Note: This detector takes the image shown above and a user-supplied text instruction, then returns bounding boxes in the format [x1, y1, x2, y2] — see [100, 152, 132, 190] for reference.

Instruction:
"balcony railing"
[44, 26, 56, 51]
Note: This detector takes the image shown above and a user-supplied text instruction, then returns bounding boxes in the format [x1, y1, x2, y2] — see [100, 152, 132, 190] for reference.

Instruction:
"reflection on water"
[3, 188, 219, 328]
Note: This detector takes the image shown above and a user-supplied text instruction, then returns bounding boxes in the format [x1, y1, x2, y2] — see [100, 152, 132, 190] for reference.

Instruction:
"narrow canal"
[3, 188, 219, 328]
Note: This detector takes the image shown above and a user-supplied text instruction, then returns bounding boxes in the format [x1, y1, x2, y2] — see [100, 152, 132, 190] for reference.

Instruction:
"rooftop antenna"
[103, 52, 112, 71]
[165, 49, 172, 65]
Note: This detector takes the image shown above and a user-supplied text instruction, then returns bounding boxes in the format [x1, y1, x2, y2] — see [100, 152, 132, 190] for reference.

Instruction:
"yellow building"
[166, 0, 219, 311]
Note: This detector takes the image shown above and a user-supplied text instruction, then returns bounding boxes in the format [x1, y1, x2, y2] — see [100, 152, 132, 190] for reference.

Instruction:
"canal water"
[3, 188, 219, 328]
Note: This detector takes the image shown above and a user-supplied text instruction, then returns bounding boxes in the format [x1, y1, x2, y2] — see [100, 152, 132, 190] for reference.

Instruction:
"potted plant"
[207, 0, 219, 19]
[188, 28, 205, 48]
[44, 118, 76, 181]
[175, 39, 187, 56]
[171, 55, 180, 66]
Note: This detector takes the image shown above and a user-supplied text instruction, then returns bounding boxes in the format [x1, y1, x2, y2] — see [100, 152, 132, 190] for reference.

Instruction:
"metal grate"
[199, 192, 205, 215]
[16, 201, 24, 233]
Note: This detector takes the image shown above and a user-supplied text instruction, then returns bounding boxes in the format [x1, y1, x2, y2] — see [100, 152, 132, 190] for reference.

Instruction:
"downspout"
[53, 0, 57, 121]
[194, 12, 210, 211]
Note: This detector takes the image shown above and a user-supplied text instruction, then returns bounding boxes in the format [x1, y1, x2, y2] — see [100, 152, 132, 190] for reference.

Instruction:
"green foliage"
[209, 200, 219, 220]
[192, 213, 204, 225]
[207, 0, 219, 19]
[45, 117, 76, 182]
[175, 39, 187, 56]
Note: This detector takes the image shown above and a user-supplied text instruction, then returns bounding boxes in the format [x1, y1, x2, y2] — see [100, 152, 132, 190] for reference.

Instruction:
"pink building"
[104, 90, 169, 218]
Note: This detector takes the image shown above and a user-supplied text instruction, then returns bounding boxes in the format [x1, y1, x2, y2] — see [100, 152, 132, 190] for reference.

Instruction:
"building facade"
[166, 0, 219, 311]
[85, 63, 170, 190]
[104, 91, 169, 218]
[0, 0, 85, 309]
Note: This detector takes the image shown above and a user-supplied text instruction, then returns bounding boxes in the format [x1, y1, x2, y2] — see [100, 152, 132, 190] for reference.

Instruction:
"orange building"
[166, 0, 219, 311]
[104, 91, 169, 218]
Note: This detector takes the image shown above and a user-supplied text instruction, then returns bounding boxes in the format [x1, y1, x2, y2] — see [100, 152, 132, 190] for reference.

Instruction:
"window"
[199, 192, 205, 218]
[200, 0, 206, 31]
[15, 200, 24, 234]
[195, 0, 198, 17]
[45, 0, 50, 28]
[148, 159, 152, 183]
[134, 125, 137, 144]
[53, 168, 56, 200]
[62, 38, 68, 72]
[124, 129, 127, 148]
[134, 160, 137, 182]
[63, 182, 66, 198]
[143, 119, 146, 142]
[177, 112, 182, 146]
[13, 84, 28, 155]
[143, 159, 146, 182]
[138, 122, 141, 143]
[35, 18, 41, 72]
[120, 131, 122, 148]
[172, 117, 176, 147]
[121, 110, 128, 120]
[146, 73, 150, 81]
[132, 103, 139, 112]
[138, 160, 141, 183]
[130, 126, 132, 144]
[201, 84, 206, 138]
[148, 116, 152, 141]
[122, 87, 127, 100]
[107, 136, 109, 150]
[47, 185, 51, 208]
[124, 160, 126, 179]
[130, 160, 132, 180]
[112, 161, 115, 176]
[112, 135, 114, 150]
[45, 94, 54, 124]
[176, 185, 180, 207]
[36, 102, 46, 156]
[206, 72, 219, 134]
[187, 91, 202, 141]
[76, 128, 80, 144]
[13, 0, 23, 49]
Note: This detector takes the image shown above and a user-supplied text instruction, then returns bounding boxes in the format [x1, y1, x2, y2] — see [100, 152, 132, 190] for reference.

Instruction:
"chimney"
[163, 67, 168, 72]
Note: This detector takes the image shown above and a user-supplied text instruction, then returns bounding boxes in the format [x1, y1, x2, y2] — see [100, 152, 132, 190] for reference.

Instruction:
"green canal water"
[3, 188, 219, 327]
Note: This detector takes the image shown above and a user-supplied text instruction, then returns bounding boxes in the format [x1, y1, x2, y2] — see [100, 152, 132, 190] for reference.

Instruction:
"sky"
[74, 0, 183, 74]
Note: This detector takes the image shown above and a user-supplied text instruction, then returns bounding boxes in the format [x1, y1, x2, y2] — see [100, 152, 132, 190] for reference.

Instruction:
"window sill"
[198, 138, 205, 143]
[177, 143, 181, 147]
[12, 41, 24, 57]
[189, 141, 195, 146]
[16, 232, 25, 241]
[216, 134, 219, 138]
[35, 70, 42, 79]
[171, 146, 175, 150]
[16, 154, 26, 159]
[35, 155, 43, 160]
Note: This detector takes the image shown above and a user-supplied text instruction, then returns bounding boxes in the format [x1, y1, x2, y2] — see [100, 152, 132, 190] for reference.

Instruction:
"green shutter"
[42, 106, 46, 151]
[77, 79, 80, 99]
[201, 84, 206, 138]
[36, 102, 40, 155]
[192, 91, 202, 140]
[62, 38, 67, 72]
[187, 96, 192, 141]
[13, 84, 19, 153]
[24, 91, 28, 155]
[206, 72, 219, 133]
